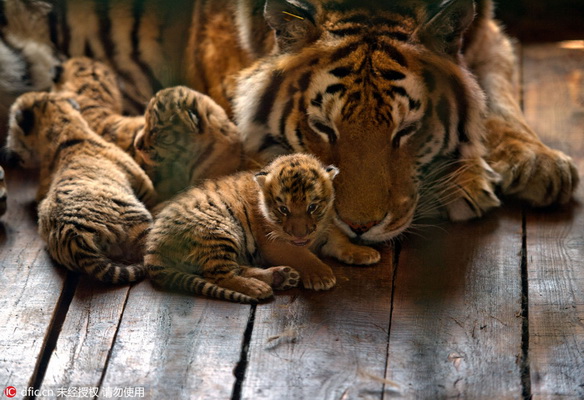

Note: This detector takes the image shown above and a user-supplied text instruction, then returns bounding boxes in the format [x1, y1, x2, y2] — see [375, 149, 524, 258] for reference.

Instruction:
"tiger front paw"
[444, 158, 502, 221]
[490, 139, 579, 207]
[333, 244, 381, 266]
[300, 264, 336, 291]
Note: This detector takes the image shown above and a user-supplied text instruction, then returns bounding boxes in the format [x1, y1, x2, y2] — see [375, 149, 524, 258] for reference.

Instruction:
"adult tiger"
[0, 0, 578, 243]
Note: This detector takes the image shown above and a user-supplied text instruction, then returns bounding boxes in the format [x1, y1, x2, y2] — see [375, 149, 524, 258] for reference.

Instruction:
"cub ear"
[325, 165, 339, 180]
[264, 0, 319, 52]
[13, 107, 36, 136]
[254, 171, 268, 187]
[418, 0, 475, 57]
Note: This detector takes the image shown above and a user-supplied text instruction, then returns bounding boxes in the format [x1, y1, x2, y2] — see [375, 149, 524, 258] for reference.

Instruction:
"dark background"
[495, 0, 584, 42]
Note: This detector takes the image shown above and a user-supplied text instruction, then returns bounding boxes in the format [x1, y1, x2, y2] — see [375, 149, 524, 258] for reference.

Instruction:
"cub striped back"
[6, 91, 156, 283]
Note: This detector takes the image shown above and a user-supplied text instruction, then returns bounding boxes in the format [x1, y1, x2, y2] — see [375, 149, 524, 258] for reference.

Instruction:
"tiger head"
[255, 153, 338, 247]
[234, 0, 487, 243]
[5, 91, 83, 169]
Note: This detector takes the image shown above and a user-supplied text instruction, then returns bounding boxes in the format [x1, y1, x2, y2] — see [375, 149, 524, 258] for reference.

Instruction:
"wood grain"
[39, 279, 130, 394]
[99, 281, 250, 399]
[385, 211, 524, 398]
[523, 43, 584, 399]
[0, 169, 68, 392]
[240, 251, 396, 400]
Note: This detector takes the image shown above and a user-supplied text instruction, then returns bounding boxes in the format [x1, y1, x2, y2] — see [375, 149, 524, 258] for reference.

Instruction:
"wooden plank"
[385, 210, 524, 398]
[39, 279, 130, 395]
[240, 252, 395, 399]
[522, 43, 584, 399]
[99, 281, 250, 399]
[0, 168, 68, 394]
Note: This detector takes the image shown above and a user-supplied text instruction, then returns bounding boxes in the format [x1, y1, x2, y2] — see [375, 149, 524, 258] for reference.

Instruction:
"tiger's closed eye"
[392, 124, 418, 149]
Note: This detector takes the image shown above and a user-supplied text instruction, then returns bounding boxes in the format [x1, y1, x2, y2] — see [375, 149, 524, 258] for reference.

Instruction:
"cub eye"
[307, 204, 318, 214]
[157, 133, 176, 146]
[278, 206, 290, 216]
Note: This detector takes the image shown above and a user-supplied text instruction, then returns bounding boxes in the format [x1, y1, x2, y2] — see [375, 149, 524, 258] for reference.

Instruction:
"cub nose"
[341, 219, 379, 236]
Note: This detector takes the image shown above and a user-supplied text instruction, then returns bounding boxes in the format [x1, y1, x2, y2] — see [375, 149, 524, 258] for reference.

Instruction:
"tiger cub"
[53, 57, 243, 201]
[146, 153, 381, 303]
[6, 91, 156, 283]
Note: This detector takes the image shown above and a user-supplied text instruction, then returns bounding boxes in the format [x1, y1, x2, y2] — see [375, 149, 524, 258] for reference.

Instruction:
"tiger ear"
[418, 0, 476, 57]
[254, 171, 268, 188]
[264, 0, 319, 52]
[14, 107, 35, 136]
[325, 165, 339, 180]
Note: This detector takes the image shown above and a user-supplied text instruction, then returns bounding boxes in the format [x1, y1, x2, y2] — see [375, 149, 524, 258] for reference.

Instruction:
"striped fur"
[146, 153, 380, 303]
[5, 91, 156, 283]
[53, 57, 244, 202]
[0, 0, 578, 244]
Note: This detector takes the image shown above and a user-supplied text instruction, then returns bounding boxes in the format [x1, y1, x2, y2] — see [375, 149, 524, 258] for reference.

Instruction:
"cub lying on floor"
[146, 153, 380, 303]
[6, 92, 156, 283]
[53, 57, 243, 201]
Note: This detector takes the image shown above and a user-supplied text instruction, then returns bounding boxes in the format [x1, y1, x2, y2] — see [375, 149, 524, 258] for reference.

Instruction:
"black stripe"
[329, 27, 362, 37]
[254, 70, 285, 124]
[329, 66, 352, 78]
[325, 83, 346, 96]
[382, 43, 408, 67]
[330, 42, 360, 63]
[422, 69, 436, 92]
[379, 69, 405, 81]
[96, 0, 116, 62]
[279, 98, 294, 137]
[297, 71, 312, 91]
[57, 0, 71, 57]
[448, 75, 470, 143]
[0, 0, 7, 27]
[380, 31, 409, 42]
[312, 121, 337, 144]
[131, 0, 163, 92]
[436, 96, 451, 153]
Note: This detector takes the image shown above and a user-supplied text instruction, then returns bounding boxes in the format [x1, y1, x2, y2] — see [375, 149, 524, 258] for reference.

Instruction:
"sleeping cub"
[146, 153, 380, 303]
[6, 91, 156, 283]
[53, 57, 243, 201]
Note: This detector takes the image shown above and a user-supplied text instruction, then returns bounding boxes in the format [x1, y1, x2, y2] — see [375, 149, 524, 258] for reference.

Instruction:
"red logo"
[4, 387, 16, 398]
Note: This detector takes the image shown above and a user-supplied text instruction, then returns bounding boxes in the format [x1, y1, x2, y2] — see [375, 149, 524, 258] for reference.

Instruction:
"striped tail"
[147, 265, 257, 304]
[48, 234, 148, 284]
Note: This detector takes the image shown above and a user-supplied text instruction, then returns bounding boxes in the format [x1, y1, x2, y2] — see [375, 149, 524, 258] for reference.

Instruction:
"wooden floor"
[1, 42, 583, 400]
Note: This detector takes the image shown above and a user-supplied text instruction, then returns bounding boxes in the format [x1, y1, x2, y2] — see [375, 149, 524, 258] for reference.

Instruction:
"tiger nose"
[342, 219, 379, 235]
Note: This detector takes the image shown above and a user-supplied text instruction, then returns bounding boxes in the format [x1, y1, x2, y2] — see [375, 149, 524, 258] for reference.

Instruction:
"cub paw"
[301, 266, 336, 291]
[490, 140, 579, 207]
[334, 244, 381, 265]
[222, 276, 274, 300]
[445, 158, 502, 221]
[270, 266, 301, 291]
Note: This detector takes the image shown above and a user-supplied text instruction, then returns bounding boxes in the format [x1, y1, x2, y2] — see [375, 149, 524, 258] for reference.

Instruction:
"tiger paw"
[270, 266, 300, 290]
[333, 244, 381, 265]
[300, 265, 336, 291]
[490, 140, 579, 207]
[444, 158, 502, 221]
[221, 276, 274, 300]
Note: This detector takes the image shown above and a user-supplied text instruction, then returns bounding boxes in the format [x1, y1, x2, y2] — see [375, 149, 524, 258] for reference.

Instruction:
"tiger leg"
[320, 226, 381, 265]
[203, 263, 274, 300]
[240, 266, 301, 291]
[465, 17, 578, 206]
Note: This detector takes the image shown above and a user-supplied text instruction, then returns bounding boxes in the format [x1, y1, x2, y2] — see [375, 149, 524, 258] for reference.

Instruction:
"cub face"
[5, 91, 81, 169]
[255, 153, 338, 247]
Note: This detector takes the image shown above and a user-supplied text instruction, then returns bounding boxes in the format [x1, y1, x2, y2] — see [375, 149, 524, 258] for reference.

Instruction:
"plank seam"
[231, 305, 256, 400]
[27, 272, 80, 400]
[95, 285, 133, 395]
[520, 211, 532, 400]
[381, 242, 401, 398]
